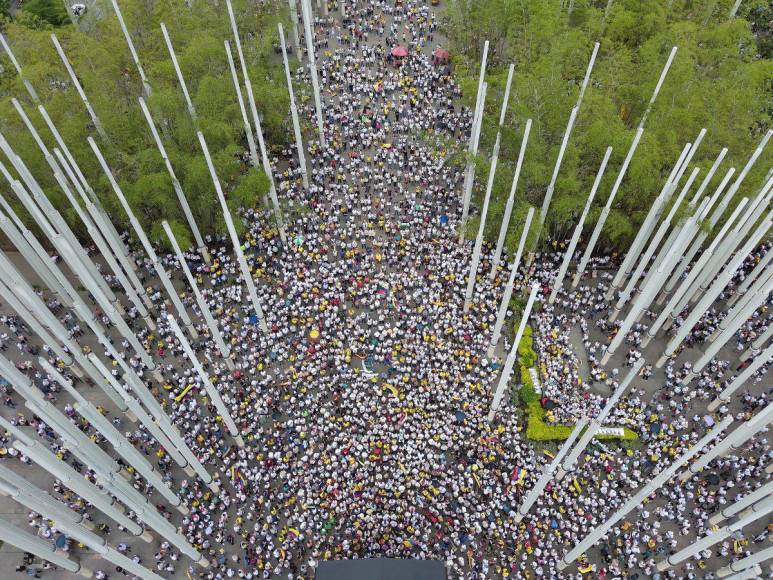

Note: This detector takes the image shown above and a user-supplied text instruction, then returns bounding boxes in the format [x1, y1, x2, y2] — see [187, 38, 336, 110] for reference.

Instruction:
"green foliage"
[0, 0, 291, 251]
[446, 0, 772, 252]
[20, 0, 67, 26]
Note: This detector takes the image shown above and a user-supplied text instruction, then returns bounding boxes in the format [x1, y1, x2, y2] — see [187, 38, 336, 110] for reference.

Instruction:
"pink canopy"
[391, 46, 409, 58]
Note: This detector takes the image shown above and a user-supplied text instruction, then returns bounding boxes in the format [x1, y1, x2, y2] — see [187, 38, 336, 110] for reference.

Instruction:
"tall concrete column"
[661, 167, 737, 299]
[160, 23, 197, 121]
[741, 323, 773, 361]
[709, 268, 773, 341]
[708, 340, 773, 412]
[463, 108, 499, 313]
[40, 358, 186, 513]
[656, 496, 773, 572]
[605, 141, 695, 302]
[279, 23, 309, 189]
[549, 146, 613, 303]
[458, 41, 489, 240]
[89, 136, 198, 340]
[557, 416, 733, 571]
[0, 33, 40, 103]
[644, 147, 727, 290]
[0, 418, 144, 537]
[534, 42, 600, 248]
[224, 40, 260, 166]
[556, 359, 644, 479]
[679, 403, 773, 483]
[0, 516, 88, 576]
[50, 33, 108, 141]
[514, 417, 589, 523]
[601, 218, 699, 365]
[487, 285, 539, 423]
[110, 0, 151, 97]
[726, 246, 773, 308]
[162, 220, 235, 370]
[609, 166, 700, 320]
[487, 208, 535, 358]
[489, 118, 531, 280]
[226, 0, 288, 246]
[288, 0, 301, 48]
[167, 314, 244, 447]
[138, 97, 210, 264]
[197, 131, 269, 333]
[642, 197, 749, 347]
[572, 127, 644, 287]
[709, 479, 773, 526]
[656, 211, 772, 367]
[717, 546, 773, 578]
[470, 62, 515, 277]
[300, 0, 325, 146]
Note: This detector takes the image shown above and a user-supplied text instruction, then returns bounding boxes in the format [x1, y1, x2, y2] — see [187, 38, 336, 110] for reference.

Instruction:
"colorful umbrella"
[391, 46, 409, 58]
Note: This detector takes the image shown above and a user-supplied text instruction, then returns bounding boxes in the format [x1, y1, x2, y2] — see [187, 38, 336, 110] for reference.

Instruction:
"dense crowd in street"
[0, 0, 769, 579]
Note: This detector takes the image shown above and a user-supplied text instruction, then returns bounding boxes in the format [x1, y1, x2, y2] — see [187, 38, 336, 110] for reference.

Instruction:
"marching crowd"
[0, 0, 769, 579]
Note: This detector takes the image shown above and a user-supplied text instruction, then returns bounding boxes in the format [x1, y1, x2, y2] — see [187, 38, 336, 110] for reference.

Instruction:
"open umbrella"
[432, 47, 450, 63]
[391, 46, 409, 58]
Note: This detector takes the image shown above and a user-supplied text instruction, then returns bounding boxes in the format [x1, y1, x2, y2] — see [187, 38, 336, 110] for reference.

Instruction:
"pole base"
[81, 518, 95, 530]
[141, 294, 154, 310]
[196, 557, 210, 568]
[656, 559, 671, 572]
[70, 364, 84, 378]
[176, 503, 190, 516]
[199, 246, 212, 266]
[707, 398, 723, 413]
[126, 410, 138, 423]
[143, 317, 157, 332]
[225, 359, 236, 371]
[640, 334, 653, 348]
[184, 465, 196, 477]
[186, 325, 199, 340]
[140, 530, 154, 543]
[655, 354, 669, 368]
[208, 481, 220, 494]
[600, 351, 612, 366]
[78, 565, 94, 578]
[234, 435, 245, 449]
[681, 371, 696, 386]
[708, 513, 725, 527]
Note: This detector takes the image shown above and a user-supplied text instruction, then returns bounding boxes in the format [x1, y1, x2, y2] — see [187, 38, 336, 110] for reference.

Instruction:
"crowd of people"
[0, 0, 769, 579]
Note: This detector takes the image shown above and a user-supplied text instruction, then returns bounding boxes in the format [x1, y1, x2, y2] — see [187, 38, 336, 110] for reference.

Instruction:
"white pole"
[709, 479, 773, 526]
[459, 83, 488, 244]
[50, 33, 108, 141]
[459, 40, 489, 240]
[489, 117, 531, 280]
[557, 415, 733, 570]
[288, 0, 301, 48]
[463, 97, 499, 313]
[279, 23, 309, 189]
[741, 323, 773, 361]
[88, 136, 199, 340]
[609, 165, 700, 319]
[549, 146, 613, 303]
[727, 246, 773, 308]
[160, 23, 197, 121]
[486, 207, 535, 358]
[470, 62, 514, 278]
[162, 220, 235, 370]
[708, 269, 773, 342]
[300, 0, 325, 146]
[656, 211, 772, 367]
[661, 167, 737, 297]
[729, 0, 743, 17]
[643, 196, 749, 347]
[166, 313, 244, 447]
[656, 496, 773, 572]
[572, 127, 644, 287]
[514, 416, 589, 522]
[487, 285, 539, 422]
[138, 97, 210, 263]
[718, 547, 773, 578]
[197, 131, 269, 333]
[0, 33, 40, 103]
[557, 359, 644, 479]
[110, 0, 151, 97]
[536, 42, 599, 234]
[708, 340, 773, 412]
[679, 403, 773, 483]
[224, 40, 259, 167]
[0, 517, 88, 576]
[226, 0, 288, 246]
[606, 141, 694, 301]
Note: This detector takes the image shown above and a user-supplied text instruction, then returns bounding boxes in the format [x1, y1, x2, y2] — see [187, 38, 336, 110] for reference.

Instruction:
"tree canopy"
[0, 0, 293, 250]
[445, 0, 772, 252]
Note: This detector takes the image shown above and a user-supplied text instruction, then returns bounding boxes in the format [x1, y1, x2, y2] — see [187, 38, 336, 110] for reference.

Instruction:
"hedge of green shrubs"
[515, 325, 637, 442]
